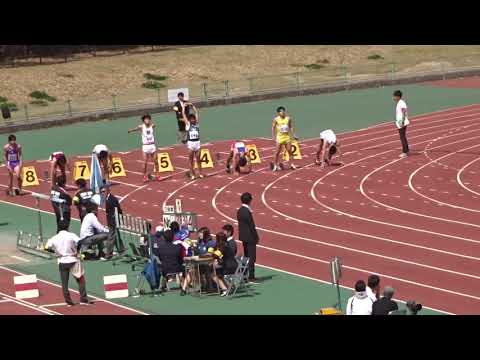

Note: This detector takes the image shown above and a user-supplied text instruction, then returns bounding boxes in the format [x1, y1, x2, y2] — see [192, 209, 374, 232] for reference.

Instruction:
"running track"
[2, 104, 480, 314]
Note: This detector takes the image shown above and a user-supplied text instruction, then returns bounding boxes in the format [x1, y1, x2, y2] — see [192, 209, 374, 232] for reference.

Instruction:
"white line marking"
[9, 256, 30, 262]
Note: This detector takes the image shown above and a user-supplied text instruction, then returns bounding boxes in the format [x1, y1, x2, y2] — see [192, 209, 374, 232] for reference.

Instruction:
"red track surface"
[2, 104, 480, 314]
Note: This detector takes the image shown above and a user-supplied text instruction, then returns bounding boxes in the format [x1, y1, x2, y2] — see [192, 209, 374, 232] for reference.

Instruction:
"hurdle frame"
[16, 192, 66, 259]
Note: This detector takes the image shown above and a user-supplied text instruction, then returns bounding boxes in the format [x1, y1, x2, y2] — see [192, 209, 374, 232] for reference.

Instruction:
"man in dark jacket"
[173, 92, 191, 144]
[102, 184, 125, 255]
[50, 175, 72, 233]
[73, 178, 94, 222]
[372, 286, 399, 315]
[236, 192, 259, 282]
[154, 229, 185, 293]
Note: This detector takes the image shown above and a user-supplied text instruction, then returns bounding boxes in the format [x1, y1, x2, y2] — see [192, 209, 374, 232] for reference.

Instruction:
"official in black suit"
[372, 286, 399, 315]
[102, 185, 125, 254]
[236, 192, 259, 281]
[173, 92, 191, 144]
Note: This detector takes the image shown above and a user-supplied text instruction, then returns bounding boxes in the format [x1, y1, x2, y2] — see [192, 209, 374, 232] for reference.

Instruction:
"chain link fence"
[2, 58, 480, 127]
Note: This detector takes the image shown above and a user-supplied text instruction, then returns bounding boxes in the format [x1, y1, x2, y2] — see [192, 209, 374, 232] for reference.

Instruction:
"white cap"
[155, 226, 164, 233]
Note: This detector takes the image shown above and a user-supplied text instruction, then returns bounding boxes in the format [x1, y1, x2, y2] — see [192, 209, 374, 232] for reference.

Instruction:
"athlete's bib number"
[279, 124, 289, 134]
[8, 154, 17, 162]
[189, 130, 199, 140]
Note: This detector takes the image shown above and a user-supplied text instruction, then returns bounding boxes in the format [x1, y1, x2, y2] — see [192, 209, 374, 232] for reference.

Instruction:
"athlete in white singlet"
[315, 129, 342, 168]
[128, 114, 160, 182]
[180, 103, 203, 180]
[92, 144, 114, 181]
[225, 141, 251, 175]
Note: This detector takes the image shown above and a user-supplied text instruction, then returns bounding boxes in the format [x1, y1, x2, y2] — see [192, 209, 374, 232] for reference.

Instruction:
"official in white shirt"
[346, 280, 374, 315]
[393, 90, 410, 158]
[46, 220, 89, 306]
[78, 203, 114, 260]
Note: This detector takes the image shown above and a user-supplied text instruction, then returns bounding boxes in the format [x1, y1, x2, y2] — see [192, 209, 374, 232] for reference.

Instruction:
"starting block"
[22, 166, 39, 187]
[14, 274, 39, 299]
[104, 274, 129, 299]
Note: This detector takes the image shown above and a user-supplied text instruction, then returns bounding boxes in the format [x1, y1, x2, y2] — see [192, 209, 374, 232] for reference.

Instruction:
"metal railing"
[2, 59, 480, 127]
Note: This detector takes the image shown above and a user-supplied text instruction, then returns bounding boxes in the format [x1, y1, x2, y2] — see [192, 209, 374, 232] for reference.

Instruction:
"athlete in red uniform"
[49, 151, 70, 185]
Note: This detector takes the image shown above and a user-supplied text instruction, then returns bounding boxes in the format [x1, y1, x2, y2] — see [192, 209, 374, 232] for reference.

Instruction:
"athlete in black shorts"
[73, 178, 94, 222]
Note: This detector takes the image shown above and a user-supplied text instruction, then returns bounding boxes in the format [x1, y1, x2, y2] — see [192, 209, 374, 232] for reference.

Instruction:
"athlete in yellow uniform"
[271, 106, 297, 171]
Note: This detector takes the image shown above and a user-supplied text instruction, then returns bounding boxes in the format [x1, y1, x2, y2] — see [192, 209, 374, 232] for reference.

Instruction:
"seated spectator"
[367, 274, 381, 303]
[346, 280, 374, 315]
[196, 227, 215, 255]
[155, 229, 186, 292]
[77, 202, 114, 260]
[221, 224, 237, 256]
[210, 232, 237, 297]
[151, 226, 164, 258]
[372, 286, 399, 315]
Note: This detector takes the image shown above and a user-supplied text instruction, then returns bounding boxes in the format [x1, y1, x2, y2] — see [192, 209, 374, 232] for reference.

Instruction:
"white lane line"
[9, 256, 30, 262]
[360, 131, 480, 228]
[457, 156, 480, 197]
[408, 141, 480, 213]
[211, 165, 480, 305]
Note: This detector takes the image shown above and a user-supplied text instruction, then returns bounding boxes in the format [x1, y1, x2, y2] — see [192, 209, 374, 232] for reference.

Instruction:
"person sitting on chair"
[155, 229, 186, 293]
[221, 224, 237, 256]
[210, 232, 238, 297]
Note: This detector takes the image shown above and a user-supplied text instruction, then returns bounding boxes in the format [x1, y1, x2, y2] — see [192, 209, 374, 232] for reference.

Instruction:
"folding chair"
[133, 254, 162, 297]
[224, 256, 250, 298]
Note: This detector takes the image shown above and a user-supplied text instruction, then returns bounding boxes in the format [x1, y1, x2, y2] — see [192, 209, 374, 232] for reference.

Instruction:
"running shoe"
[143, 175, 149, 182]
[399, 153, 408, 158]
[220, 290, 228, 297]
[190, 175, 196, 180]
[290, 164, 297, 170]
[155, 175, 162, 181]
[199, 174, 205, 179]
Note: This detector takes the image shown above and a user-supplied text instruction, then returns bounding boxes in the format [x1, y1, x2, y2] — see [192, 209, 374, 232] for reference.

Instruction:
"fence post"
[112, 94, 117, 119]
[344, 66, 349, 90]
[24, 105, 29, 122]
[248, 78, 254, 95]
[66, 100, 72, 117]
[224, 80, 230, 98]
[295, 72, 300, 90]
[202, 83, 208, 102]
